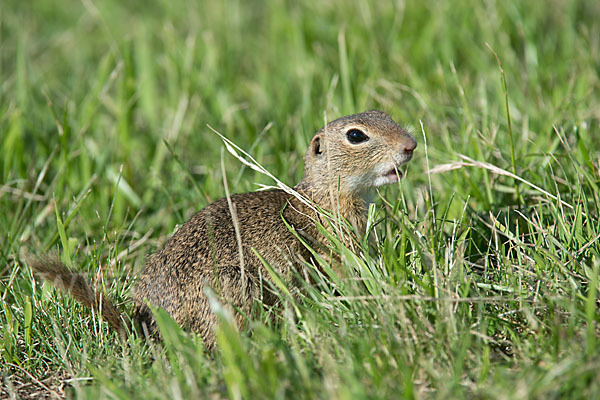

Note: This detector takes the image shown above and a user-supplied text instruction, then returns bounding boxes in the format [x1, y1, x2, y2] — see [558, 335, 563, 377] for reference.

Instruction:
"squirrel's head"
[303, 110, 417, 198]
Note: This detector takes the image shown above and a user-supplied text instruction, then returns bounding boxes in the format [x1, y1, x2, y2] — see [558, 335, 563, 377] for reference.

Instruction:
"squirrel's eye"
[346, 129, 369, 144]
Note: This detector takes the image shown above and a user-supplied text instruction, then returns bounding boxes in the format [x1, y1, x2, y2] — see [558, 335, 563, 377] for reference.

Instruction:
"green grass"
[1, 0, 599, 398]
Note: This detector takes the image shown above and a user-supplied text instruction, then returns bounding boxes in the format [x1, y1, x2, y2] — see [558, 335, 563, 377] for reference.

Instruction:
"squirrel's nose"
[402, 137, 417, 154]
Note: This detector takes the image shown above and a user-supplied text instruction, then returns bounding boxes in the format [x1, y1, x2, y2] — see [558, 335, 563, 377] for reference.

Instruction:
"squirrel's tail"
[29, 257, 127, 338]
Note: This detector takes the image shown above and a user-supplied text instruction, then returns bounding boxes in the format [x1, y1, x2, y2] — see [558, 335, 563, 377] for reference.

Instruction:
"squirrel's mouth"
[373, 167, 403, 187]
[384, 167, 402, 183]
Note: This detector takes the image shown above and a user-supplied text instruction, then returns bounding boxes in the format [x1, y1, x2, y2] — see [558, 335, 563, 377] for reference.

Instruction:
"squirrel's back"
[132, 189, 320, 341]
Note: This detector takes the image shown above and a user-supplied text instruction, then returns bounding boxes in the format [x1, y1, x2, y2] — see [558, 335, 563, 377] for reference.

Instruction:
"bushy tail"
[29, 257, 127, 338]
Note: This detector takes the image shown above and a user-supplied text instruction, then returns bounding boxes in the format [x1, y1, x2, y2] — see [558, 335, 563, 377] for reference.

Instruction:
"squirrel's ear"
[311, 135, 323, 156]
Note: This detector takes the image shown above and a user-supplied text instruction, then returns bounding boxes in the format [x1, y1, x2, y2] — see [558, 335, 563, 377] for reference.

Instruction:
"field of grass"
[1, 0, 600, 398]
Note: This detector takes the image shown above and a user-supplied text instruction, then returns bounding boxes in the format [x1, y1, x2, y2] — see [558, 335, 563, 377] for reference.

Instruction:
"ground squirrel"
[29, 110, 417, 347]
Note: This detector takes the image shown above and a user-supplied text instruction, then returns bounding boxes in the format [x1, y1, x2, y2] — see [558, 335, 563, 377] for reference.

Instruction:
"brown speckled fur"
[29, 110, 417, 347]
[132, 189, 320, 344]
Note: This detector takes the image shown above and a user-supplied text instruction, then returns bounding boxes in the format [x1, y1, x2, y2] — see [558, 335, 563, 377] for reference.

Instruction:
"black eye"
[346, 129, 369, 144]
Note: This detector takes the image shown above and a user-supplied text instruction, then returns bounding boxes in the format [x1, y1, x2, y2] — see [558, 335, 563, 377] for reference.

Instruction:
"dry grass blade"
[429, 154, 576, 210]
[207, 123, 319, 214]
